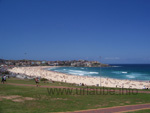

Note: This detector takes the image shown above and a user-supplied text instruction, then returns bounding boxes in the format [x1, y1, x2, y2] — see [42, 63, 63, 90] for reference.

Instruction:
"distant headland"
[0, 59, 109, 67]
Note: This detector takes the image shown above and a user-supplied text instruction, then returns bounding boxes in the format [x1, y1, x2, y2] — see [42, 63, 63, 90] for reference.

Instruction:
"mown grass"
[0, 78, 150, 113]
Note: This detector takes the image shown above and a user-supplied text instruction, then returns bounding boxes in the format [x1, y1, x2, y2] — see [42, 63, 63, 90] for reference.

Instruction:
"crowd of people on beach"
[7, 66, 150, 89]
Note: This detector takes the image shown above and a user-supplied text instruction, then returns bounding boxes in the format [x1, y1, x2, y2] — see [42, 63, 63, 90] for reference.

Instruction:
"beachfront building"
[36, 61, 41, 65]
[53, 63, 59, 66]
[84, 62, 92, 67]
[42, 61, 46, 64]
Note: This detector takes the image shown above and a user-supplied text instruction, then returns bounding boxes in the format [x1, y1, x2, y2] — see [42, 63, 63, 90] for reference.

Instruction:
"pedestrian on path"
[35, 77, 40, 87]
[1, 75, 5, 84]
[4, 75, 7, 83]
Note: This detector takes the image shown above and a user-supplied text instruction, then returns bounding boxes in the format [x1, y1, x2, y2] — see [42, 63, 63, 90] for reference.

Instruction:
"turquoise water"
[48, 64, 150, 81]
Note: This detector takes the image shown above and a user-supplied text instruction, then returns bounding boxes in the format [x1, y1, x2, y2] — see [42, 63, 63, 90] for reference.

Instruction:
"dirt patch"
[12, 99, 24, 102]
[24, 97, 35, 101]
[125, 101, 130, 104]
[35, 95, 50, 100]
[1, 95, 21, 100]
[51, 98, 68, 100]
[0, 95, 35, 102]
[120, 103, 124, 105]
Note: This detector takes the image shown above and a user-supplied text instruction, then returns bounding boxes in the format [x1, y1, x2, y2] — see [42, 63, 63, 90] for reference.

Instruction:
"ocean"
[48, 64, 150, 81]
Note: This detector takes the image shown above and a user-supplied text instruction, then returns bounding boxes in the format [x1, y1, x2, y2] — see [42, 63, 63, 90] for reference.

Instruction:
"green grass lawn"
[6, 77, 83, 88]
[0, 78, 150, 113]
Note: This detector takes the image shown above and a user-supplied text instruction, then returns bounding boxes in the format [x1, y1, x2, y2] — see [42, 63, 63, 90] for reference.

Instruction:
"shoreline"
[8, 66, 150, 89]
[45, 67, 148, 82]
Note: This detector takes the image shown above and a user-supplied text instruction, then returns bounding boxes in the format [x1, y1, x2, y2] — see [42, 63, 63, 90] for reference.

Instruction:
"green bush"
[41, 78, 49, 81]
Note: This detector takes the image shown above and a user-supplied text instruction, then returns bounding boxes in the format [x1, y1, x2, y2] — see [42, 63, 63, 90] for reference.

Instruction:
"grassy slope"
[6, 78, 150, 91]
[0, 78, 150, 113]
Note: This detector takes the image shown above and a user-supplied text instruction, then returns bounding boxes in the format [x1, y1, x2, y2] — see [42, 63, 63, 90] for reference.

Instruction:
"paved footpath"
[66, 104, 150, 113]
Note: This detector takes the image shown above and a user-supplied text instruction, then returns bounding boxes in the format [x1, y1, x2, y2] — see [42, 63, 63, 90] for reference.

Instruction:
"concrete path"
[66, 104, 150, 113]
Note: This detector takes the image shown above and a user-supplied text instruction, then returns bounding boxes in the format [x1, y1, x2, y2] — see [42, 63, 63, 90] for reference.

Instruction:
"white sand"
[8, 66, 150, 89]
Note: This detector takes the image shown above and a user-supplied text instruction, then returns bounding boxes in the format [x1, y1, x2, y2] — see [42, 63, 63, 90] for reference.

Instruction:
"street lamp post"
[99, 56, 102, 87]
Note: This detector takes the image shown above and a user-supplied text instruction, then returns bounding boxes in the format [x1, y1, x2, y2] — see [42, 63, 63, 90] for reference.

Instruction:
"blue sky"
[0, 0, 150, 64]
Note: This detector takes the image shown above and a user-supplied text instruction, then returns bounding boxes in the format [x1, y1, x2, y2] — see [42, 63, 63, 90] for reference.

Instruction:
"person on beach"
[35, 77, 40, 87]
[1, 75, 5, 84]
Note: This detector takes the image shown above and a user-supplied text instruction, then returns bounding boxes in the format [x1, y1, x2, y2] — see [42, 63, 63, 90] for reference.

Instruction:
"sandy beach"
[8, 66, 150, 89]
